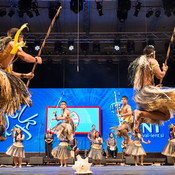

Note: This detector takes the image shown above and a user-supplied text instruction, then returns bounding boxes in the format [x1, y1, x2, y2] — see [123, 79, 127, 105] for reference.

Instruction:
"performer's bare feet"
[13, 166, 17, 168]
[19, 165, 22, 168]
[60, 165, 63, 167]
[64, 164, 67, 167]
[134, 110, 141, 130]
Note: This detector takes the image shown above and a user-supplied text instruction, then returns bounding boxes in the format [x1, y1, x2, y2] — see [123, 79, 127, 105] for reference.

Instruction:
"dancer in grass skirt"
[162, 124, 175, 165]
[6, 127, 25, 168]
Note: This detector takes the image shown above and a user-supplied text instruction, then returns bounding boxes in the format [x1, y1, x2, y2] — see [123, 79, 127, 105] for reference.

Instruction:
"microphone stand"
[39, 123, 43, 156]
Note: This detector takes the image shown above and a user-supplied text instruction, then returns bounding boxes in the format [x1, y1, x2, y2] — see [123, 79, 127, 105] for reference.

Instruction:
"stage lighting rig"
[49, 1, 61, 20]
[8, 9, 15, 17]
[70, 0, 83, 14]
[146, 9, 153, 18]
[117, 0, 131, 23]
[134, 1, 141, 17]
[95, 0, 103, 16]
[68, 41, 74, 51]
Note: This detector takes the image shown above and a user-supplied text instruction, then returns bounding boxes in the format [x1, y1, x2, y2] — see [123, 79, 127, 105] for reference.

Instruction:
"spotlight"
[146, 9, 153, 18]
[96, 0, 103, 16]
[32, 2, 40, 16]
[117, 0, 131, 22]
[68, 41, 74, 51]
[35, 45, 40, 51]
[70, 0, 83, 14]
[134, 1, 141, 17]
[18, 0, 32, 12]
[26, 11, 33, 18]
[114, 40, 120, 51]
[0, 9, 6, 17]
[34, 40, 40, 51]
[49, 2, 61, 20]
[155, 9, 161, 18]
[8, 9, 15, 17]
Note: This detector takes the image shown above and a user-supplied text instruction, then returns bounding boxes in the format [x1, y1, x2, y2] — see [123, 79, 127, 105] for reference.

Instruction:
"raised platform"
[0, 152, 171, 166]
[0, 166, 175, 175]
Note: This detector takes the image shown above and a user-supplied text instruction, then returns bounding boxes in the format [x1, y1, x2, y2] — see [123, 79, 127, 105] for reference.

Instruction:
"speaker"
[167, 156, 173, 165]
[0, 157, 13, 165]
[30, 157, 43, 165]
[125, 156, 139, 165]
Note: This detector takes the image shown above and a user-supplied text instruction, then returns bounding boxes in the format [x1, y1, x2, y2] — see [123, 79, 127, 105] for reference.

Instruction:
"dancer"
[52, 138, 71, 167]
[6, 127, 25, 168]
[88, 131, 103, 167]
[0, 24, 42, 119]
[106, 132, 118, 158]
[44, 129, 54, 159]
[125, 128, 150, 166]
[129, 45, 175, 129]
[111, 96, 133, 145]
[52, 101, 75, 141]
[162, 124, 175, 165]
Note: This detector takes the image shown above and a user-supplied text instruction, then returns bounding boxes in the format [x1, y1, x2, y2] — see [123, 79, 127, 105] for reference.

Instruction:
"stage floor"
[0, 166, 175, 175]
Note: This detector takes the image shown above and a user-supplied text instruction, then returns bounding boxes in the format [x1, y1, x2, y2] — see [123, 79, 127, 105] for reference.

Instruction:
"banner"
[0, 88, 174, 153]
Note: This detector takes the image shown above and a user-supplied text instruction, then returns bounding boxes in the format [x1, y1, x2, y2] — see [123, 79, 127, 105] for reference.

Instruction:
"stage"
[0, 166, 174, 175]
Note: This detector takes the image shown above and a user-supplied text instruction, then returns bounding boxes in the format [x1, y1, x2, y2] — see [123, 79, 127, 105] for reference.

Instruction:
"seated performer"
[44, 129, 54, 159]
[121, 138, 127, 159]
[88, 131, 103, 167]
[69, 137, 79, 156]
[106, 132, 118, 158]
[52, 101, 75, 141]
[6, 127, 25, 168]
[52, 138, 71, 167]
[125, 128, 150, 166]
[111, 96, 133, 145]
[0, 24, 42, 127]
[128, 45, 175, 129]
[88, 124, 97, 146]
[162, 124, 175, 165]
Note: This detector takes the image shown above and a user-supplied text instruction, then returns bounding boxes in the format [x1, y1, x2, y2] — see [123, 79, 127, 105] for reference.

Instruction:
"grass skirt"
[110, 121, 132, 138]
[51, 122, 74, 141]
[6, 144, 25, 158]
[162, 139, 175, 157]
[0, 68, 32, 116]
[125, 142, 146, 156]
[52, 144, 71, 159]
[134, 85, 175, 124]
[88, 147, 103, 160]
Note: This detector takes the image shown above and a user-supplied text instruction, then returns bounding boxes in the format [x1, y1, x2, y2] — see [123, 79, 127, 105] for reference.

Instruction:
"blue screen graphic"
[47, 107, 101, 134]
[0, 88, 174, 153]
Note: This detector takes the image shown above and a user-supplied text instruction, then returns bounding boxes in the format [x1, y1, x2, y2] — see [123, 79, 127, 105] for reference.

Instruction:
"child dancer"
[6, 127, 25, 168]
[52, 138, 71, 167]
[125, 128, 150, 166]
[88, 131, 103, 166]
[162, 124, 175, 165]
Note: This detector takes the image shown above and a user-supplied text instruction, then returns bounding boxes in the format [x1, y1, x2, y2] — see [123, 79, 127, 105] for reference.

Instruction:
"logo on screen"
[71, 111, 80, 127]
